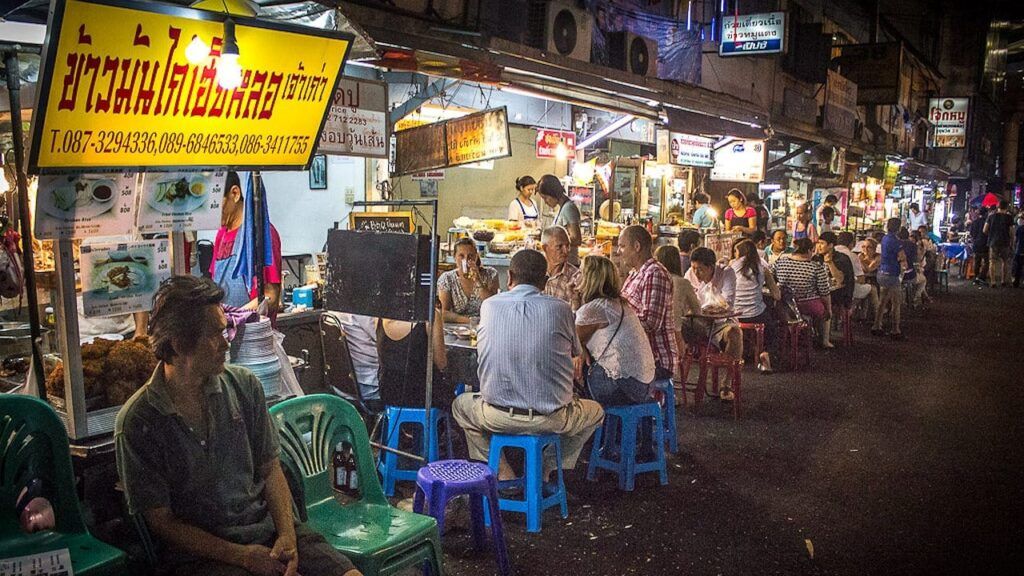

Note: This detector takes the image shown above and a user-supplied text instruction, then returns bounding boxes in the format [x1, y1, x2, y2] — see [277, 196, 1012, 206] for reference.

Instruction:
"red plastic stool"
[695, 351, 744, 419]
[737, 322, 765, 363]
[840, 307, 854, 347]
[781, 321, 811, 372]
[678, 344, 707, 409]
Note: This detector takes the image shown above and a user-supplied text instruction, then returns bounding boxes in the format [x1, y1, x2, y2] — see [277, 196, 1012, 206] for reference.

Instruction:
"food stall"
[14, 0, 353, 444]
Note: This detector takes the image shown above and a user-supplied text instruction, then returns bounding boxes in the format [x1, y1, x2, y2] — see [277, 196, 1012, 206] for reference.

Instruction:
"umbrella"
[969, 192, 1001, 208]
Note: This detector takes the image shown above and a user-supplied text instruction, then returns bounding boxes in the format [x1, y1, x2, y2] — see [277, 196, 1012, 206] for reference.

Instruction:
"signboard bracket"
[53, 238, 87, 437]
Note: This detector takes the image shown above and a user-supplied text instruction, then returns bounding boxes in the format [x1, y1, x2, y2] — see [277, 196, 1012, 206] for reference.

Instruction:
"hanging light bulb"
[217, 17, 242, 90]
[555, 141, 569, 161]
[185, 34, 210, 64]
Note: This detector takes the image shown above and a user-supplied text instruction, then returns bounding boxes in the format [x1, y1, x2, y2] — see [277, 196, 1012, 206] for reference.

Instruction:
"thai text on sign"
[30, 0, 352, 173]
[319, 77, 388, 158]
[928, 98, 968, 148]
[721, 12, 786, 56]
[446, 108, 511, 167]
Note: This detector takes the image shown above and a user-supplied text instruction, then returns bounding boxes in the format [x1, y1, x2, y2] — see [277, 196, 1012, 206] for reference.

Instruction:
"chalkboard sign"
[349, 211, 414, 233]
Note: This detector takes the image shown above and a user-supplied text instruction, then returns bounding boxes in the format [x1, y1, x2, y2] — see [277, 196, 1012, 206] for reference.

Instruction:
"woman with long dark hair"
[730, 239, 780, 372]
[536, 174, 582, 265]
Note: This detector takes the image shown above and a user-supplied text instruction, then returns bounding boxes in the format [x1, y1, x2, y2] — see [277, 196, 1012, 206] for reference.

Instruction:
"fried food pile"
[45, 336, 157, 408]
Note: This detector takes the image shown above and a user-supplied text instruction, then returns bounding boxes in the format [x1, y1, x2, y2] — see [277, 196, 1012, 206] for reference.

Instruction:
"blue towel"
[230, 171, 275, 290]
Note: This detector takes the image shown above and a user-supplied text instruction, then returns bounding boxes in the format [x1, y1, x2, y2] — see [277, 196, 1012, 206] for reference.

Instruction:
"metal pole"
[252, 171, 265, 305]
[5, 49, 46, 399]
[423, 199, 438, 461]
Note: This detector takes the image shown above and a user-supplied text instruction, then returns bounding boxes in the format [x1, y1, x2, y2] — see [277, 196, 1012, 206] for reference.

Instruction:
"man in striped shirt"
[452, 249, 604, 482]
[618, 226, 678, 380]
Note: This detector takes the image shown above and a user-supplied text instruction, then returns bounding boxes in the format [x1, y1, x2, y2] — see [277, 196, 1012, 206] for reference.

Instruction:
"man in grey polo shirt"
[115, 276, 359, 576]
[452, 249, 604, 482]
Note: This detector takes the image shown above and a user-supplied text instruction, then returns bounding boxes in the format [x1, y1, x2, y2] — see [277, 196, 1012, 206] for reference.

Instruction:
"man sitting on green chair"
[115, 276, 360, 576]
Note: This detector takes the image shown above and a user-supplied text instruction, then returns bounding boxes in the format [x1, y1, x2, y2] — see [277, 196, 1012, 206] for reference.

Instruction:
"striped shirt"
[477, 284, 579, 414]
[771, 257, 830, 301]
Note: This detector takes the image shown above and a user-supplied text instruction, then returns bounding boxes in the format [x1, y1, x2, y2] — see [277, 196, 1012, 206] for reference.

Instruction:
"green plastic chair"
[0, 395, 127, 575]
[269, 394, 444, 576]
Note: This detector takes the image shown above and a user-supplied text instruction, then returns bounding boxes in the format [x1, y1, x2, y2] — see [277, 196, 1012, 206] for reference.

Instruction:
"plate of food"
[38, 176, 120, 220]
[89, 260, 152, 295]
[145, 175, 210, 214]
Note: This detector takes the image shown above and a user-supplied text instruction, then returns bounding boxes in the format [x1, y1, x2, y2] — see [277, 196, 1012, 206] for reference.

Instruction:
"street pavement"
[441, 279, 1024, 575]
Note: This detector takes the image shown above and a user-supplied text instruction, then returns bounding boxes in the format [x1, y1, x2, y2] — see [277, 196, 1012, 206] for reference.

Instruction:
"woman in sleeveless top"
[507, 175, 540, 227]
[377, 311, 450, 408]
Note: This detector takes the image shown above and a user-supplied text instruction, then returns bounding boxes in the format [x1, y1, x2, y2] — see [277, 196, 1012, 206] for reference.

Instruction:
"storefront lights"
[185, 34, 210, 64]
[217, 18, 243, 90]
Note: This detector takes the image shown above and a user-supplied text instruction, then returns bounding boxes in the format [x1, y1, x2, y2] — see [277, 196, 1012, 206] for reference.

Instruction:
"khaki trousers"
[451, 393, 604, 476]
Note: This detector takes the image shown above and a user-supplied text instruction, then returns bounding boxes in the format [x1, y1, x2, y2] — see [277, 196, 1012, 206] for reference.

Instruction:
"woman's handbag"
[580, 300, 624, 399]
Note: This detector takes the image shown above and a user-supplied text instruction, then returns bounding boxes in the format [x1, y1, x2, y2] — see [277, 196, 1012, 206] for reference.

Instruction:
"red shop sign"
[536, 129, 576, 159]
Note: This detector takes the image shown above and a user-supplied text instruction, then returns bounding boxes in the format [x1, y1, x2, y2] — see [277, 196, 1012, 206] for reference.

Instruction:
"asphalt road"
[441, 279, 1024, 576]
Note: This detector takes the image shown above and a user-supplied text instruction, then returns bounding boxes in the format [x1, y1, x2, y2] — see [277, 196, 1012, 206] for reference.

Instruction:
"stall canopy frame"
[351, 198, 438, 462]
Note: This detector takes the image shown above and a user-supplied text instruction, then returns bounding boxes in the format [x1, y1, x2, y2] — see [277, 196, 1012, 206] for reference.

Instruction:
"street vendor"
[115, 276, 360, 576]
[507, 175, 540, 227]
[210, 171, 283, 313]
[537, 174, 583, 266]
[724, 189, 758, 235]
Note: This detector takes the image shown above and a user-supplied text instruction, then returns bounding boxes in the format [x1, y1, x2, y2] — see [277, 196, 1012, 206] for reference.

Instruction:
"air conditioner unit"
[545, 1, 593, 61]
[607, 31, 659, 77]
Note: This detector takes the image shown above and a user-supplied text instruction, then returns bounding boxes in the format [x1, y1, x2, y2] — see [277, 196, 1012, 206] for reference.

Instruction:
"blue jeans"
[587, 363, 651, 407]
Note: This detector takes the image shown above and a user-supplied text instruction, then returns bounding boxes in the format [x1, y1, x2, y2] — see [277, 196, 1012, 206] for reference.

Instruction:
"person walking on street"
[1013, 213, 1024, 288]
[970, 207, 990, 285]
[984, 200, 1014, 288]
[872, 218, 908, 340]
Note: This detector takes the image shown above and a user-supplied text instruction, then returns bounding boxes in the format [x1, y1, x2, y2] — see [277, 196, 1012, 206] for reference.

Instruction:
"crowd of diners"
[108, 178, 979, 575]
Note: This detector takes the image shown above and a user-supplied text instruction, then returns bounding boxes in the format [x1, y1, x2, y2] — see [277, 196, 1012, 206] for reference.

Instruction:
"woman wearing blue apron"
[507, 175, 540, 227]
[210, 171, 283, 313]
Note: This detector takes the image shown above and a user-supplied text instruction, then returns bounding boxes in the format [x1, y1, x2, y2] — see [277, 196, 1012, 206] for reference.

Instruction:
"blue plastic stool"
[586, 403, 668, 491]
[653, 379, 679, 453]
[413, 460, 510, 576]
[379, 406, 453, 497]
[486, 433, 568, 533]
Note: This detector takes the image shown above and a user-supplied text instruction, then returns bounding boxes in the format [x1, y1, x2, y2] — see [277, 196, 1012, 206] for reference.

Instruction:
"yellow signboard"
[30, 0, 353, 173]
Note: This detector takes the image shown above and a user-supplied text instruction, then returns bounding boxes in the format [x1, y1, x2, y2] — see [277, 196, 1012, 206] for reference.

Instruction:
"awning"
[661, 106, 766, 140]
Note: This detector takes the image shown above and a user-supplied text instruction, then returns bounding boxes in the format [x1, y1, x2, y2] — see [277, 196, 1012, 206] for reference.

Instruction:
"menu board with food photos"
[80, 240, 170, 317]
[33, 172, 138, 239]
[135, 170, 226, 233]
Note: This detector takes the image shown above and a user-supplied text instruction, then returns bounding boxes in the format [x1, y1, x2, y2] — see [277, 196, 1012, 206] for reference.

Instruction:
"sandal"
[757, 363, 774, 374]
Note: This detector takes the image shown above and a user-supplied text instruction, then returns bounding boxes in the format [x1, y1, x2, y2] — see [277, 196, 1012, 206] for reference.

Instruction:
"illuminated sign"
[669, 133, 715, 167]
[30, 0, 353, 173]
[928, 98, 969, 148]
[710, 139, 766, 183]
[536, 129, 576, 159]
[446, 108, 511, 166]
[720, 12, 786, 56]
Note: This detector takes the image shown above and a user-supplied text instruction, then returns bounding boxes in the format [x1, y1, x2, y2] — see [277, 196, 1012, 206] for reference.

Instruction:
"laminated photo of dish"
[144, 173, 212, 215]
[85, 246, 156, 296]
[37, 175, 121, 220]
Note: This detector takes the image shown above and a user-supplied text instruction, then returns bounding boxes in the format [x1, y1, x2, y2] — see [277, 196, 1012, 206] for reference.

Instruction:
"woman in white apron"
[507, 175, 539, 227]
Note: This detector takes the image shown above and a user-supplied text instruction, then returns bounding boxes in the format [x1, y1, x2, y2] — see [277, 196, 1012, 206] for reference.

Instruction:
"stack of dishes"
[230, 318, 282, 399]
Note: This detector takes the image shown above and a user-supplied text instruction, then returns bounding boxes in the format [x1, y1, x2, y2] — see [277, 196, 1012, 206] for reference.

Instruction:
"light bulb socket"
[222, 18, 239, 57]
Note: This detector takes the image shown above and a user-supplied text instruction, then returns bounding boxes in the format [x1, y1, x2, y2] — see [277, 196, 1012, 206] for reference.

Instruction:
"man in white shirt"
[327, 312, 379, 402]
[908, 203, 929, 230]
[836, 232, 878, 319]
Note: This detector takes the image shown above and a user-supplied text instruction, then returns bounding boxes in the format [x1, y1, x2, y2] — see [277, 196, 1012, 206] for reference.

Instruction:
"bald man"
[617, 225, 678, 380]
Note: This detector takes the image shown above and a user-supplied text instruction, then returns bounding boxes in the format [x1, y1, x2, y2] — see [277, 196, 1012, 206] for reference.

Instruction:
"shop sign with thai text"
[536, 129, 576, 159]
[29, 0, 353, 173]
[710, 139, 765, 183]
[720, 12, 786, 56]
[823, 71, 858, 139]
[446, 108, 511, 167]
[669, 132, 715, 167]
[318, 77, 388, 158]
[928, 98, 968, 148]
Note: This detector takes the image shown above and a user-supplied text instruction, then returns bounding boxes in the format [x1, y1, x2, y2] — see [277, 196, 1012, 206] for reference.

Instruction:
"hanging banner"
[710, 139, 766, 183]
[536, 129, 576, 159]
[81, 239, 171, 317]
[823, 71, 858, 139]
[720, 12, 786, 56]
[669, 133, 715, 167]
[34, 172, 138, 239]
[446, 107, 511, 167]
[135, 170, 226, 232]
[29, 0, 353, 173]
[928, 98, 969, 148]
[318, 77, 388, 158]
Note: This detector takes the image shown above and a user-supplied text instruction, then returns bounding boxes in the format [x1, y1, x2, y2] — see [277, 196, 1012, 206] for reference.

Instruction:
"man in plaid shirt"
[618, 225, 678, 379]
[541, 226, 582, 310]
